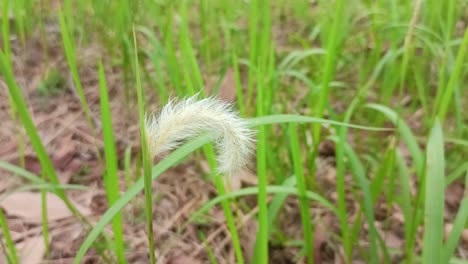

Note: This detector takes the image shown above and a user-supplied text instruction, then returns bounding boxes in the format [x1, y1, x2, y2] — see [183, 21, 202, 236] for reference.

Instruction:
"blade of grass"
[436, 27, 468, 123]
[212, 174, 245, 264]
[124, 146, 132, 189]
[187, 185, 338, 226]
[442, 186, 468, 263]
[59, 11, 99, 154]
[132, 25, 156, 264]
[252, 0, 271, 261]
[98, 62, 126, 263]
[248, 114, 391, 131]
[288, 123, 313, 264]
[1, 0, 11, 61]
[342, 142, 379, 263]
[266, 176, 296, 230]
[198, 231, 219, 264]
[395, 150, 414, 262]
[422, 120, 445, 264]
[370, 146, 396, 203]
[0, 208, 18, 264]
[446, 162, 468, 186]
[311, 0, 346, 144]
[0, 161, 46, 185]
[0, 51, 82, 220]
[0, 183, 87, 202]
[366, 104, 424, 176]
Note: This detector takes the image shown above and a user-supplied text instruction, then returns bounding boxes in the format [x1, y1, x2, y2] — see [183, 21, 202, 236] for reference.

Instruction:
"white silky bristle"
[145, 95, 255, 176]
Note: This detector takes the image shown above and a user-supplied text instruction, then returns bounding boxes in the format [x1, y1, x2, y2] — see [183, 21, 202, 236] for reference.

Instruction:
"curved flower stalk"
[145, 95, 255, 176]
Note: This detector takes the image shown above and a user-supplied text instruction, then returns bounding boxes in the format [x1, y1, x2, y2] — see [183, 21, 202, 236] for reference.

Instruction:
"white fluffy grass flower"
[145, 95, 255, 176]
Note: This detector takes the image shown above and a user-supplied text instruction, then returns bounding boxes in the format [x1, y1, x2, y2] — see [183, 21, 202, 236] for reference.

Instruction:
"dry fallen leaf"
[0, 192, 91, 224]
[17, 235, 46, 264]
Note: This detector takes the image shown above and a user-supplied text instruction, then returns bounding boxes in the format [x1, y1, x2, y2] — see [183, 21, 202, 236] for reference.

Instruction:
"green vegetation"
[0, 0, 467, 263]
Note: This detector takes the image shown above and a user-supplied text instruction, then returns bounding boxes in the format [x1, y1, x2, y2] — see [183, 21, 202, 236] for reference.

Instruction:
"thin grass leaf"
[0, 51, 81, 218]
[0, 161, 46, 185]
[437, 27, 468, 123]
[266, 177, 296, 230]
[422, 120, 445, 264]
[198, 231, 219, 264]
[312, 0, 346, 142]
[395, 150, 414, 261]
[58, 11, 96, 136]
[442, 193, 468, 263]
[366, 104, 424, 176]
[249, 114, 390, 131]
[446, 162, 468, 186]
[188, 185, 338, 226]
[288, 124, 313, 264]
[98, 62, 126, 263]
[124, 146, 132, 189]
[1, 0, 11, 60]
[0, 208, 18, 264]
[343, 142, 379, 263]
[132, 26, 156, 264]
[0, 183, 87, 203]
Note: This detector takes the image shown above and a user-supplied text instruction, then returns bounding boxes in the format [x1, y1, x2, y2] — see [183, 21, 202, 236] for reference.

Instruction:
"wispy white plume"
[145, 95, 255, 176]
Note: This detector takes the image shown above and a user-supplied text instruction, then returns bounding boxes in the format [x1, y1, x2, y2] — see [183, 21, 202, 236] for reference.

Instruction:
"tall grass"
[2, 1, 467, 263]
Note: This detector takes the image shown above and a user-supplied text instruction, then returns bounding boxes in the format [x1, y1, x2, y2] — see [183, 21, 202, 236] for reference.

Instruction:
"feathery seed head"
[145, 95, 255, 176]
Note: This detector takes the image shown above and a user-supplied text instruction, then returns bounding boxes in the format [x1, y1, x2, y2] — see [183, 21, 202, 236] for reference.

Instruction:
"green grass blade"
[366, 104, 424, 176]
[248, 114, 390, 131]
[0, 183, 87, 203]
[446, 162, 468, 186]
[0, 161, 46, 185]
[132, 26, 156, 264]
[0, 51, 80, 217]
[213, 175, 245, 264]
[442, 194, 468, 263]
[422, 120, 445, 264]
[0, 208, 18, 264]
[312, 0, 346, 142]
[188, 185, 338, 226]
[266, 176, 296, 230]
[198, 231, 219, 264]
[370, 147, 395, 203]
[124, 146, 132, 189]
[288, 123, 313, 263]
[343, 142, 379, 263]
[58, 11, 95, 132]
[395, 150, 414, 261]
[437, 27, 468, 123]
[98, 62, 126, 263]
[1, 0, 11, 60]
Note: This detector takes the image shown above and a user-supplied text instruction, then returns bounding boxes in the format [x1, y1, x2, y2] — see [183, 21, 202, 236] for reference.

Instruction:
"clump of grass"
[37, 68, 66, 96]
